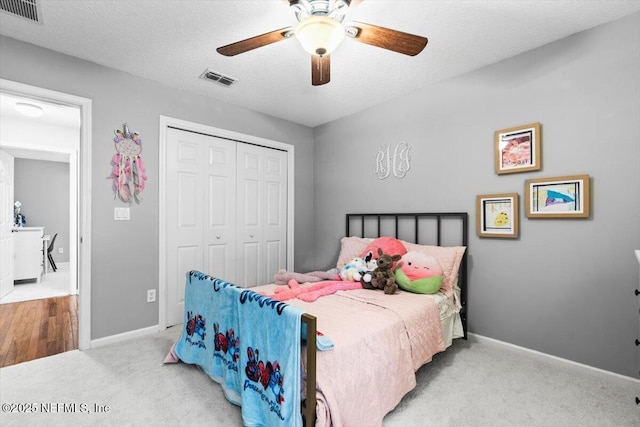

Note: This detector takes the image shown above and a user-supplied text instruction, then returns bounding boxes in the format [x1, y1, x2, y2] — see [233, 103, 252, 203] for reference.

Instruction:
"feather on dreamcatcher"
[108, 123, 147, 203]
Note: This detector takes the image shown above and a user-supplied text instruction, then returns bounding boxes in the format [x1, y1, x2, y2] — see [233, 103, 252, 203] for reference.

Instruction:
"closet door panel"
[166, 128, 236, 326]
[237, 145, 262, 286]
[237, 143, 287, 287]
[240, 241, 261, 287]
[176, 245, 202, 305]
[177, 173, 199, 226]
[167, 129, 205, 325]
[265, 239, 283, 284]
[263, 150, 288, 283]
[204, 139, 237, 281]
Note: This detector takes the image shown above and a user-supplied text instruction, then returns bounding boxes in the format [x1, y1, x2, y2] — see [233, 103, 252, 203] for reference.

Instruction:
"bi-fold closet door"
[165, 127, 287, 327]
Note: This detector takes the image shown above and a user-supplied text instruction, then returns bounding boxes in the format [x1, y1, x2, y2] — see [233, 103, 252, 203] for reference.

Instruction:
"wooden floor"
[0, 295, 78, 368]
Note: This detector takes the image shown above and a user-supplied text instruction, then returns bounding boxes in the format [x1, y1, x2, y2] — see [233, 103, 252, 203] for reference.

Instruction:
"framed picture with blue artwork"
[525, 174, 590, 218]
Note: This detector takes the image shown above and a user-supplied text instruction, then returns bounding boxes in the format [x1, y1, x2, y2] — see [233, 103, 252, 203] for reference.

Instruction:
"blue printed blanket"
[174, 271, 304, 427]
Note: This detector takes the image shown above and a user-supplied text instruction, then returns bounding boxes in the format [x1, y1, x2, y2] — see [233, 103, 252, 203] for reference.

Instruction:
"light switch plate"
[114, 207, 130, 220]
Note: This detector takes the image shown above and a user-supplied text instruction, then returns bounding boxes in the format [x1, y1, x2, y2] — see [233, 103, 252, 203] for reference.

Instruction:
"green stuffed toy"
[395, 251, 443, 294]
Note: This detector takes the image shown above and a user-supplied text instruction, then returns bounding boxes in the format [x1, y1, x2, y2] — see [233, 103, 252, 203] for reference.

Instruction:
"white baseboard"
[90, 325, 160, 348]
[468, 333, 640, 387]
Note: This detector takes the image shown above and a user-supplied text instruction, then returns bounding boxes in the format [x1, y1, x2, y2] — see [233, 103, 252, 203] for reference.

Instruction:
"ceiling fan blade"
[311, 55, 330, 86]
[217, 27, 293, 56]
[348, 21, 428, 56]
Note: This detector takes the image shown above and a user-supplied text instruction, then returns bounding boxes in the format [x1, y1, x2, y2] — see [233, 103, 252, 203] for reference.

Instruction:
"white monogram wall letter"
[375, 142, 412, 179]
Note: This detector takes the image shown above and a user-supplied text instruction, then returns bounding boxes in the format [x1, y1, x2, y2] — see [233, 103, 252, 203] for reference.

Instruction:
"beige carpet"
[0, 326, 637, 426]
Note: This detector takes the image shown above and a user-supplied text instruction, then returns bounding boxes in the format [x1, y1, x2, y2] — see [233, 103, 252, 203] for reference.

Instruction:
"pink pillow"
[401, 241, 466, 296]
[360, 236, 407, 259]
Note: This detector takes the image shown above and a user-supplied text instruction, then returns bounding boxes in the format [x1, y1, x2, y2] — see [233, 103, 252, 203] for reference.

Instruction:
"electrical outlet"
[146, 289, 156, 303]
[58, 247, 63, 254]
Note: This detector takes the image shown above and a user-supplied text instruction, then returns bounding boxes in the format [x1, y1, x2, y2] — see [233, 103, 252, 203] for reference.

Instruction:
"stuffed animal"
[270, 279, 363, 302]
[339, 257, 364, 281]
[366, 248, 402, 294]
[274, 269, 339, 286]
[394, 251, 443, 294]
[339, 252, 377, 286]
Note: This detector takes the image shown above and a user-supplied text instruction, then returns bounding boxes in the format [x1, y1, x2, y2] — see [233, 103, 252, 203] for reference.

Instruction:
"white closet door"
[203, 136, 237, 281]
[166, 128, 236, 326]
[236, 143, 287, 287]
[0, 149, 14, 299]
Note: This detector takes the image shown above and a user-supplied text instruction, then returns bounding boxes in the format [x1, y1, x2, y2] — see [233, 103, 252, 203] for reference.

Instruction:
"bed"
[165, 212, 468, 427]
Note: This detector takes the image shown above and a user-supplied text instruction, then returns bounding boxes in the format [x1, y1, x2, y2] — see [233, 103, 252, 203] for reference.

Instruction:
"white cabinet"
[13, 227, 44, 282]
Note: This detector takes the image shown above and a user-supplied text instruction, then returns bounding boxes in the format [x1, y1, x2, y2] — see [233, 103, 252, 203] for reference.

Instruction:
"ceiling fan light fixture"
[295, 15, 345, 56]
[14, 101, 44, 117]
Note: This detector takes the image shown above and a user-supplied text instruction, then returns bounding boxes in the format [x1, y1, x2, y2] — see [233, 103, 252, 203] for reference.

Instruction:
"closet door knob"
[635, 289, 640, 296]
[250, 234, 254, 238]
[216, 235, 221, 239]
[636, 339, 640, 346]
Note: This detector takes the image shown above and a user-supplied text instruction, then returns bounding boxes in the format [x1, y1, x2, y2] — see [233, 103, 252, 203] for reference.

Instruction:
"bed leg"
[302, 313, 317, 427]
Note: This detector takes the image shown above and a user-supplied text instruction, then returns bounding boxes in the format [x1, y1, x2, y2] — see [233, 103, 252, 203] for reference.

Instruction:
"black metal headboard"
[346, 212, 468, 339]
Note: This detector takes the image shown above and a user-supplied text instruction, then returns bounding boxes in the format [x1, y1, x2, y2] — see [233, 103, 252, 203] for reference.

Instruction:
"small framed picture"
[476, 193, 519, 238]
[494, 123, 541, 174]
[525, 174, 590, 218]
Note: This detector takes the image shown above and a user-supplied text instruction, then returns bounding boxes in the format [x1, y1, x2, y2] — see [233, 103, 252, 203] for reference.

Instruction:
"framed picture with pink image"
[494, 122, 541, 174]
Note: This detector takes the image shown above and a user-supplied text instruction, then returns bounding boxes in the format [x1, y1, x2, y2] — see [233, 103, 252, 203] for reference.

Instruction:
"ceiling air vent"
[1, 0, 43, 24]
[199, 69, 237, 87]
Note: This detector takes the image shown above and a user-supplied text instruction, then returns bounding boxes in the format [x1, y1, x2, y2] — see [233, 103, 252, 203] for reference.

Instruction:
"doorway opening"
[0, 79, 92, 353]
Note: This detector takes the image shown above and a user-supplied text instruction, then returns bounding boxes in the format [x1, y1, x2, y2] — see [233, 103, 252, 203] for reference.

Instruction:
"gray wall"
[313, 13, 640, 378]
[14, 158, 70, 263]
[0, 35, 316, 340]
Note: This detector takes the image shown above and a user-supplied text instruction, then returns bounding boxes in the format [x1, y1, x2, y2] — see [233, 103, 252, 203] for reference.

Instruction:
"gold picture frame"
[476, 193, 519, 238]
[525, 174, 590, 218]
[494, 122, 541, 174]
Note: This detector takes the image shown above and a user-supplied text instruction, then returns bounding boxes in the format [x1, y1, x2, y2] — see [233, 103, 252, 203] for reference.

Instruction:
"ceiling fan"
[216, 0, 428, 86]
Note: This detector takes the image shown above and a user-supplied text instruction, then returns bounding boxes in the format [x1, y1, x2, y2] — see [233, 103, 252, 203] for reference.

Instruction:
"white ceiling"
[1, 0, 639, 128]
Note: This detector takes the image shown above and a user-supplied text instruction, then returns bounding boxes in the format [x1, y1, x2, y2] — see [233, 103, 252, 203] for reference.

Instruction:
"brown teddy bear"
[365, 248, 402, 294]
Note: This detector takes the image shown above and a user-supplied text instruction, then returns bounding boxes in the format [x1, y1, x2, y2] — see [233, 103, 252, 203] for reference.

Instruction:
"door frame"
[158, 115, 295, 330]
[0, 79, 92, 350]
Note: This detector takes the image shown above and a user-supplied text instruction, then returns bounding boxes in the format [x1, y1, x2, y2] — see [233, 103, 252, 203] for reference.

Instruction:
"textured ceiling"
[1, 1, 639, 127]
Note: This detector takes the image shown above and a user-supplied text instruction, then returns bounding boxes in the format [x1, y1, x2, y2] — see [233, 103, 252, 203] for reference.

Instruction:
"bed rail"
[346, 212, 469, 339]
[301, 313, 317, 427]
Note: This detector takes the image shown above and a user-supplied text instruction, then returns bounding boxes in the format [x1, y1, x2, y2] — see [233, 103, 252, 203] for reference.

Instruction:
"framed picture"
[525, 174, 590, 218]
[476, 193, 519, 238]
[494, 122, 541, 174]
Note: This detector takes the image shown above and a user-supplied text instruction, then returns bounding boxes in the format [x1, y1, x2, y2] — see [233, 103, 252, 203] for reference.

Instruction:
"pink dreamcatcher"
[109, 123, 147, 203]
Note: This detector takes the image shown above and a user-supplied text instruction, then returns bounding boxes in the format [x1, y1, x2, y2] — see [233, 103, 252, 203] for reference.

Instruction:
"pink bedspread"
[259, 285, 446, 427]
